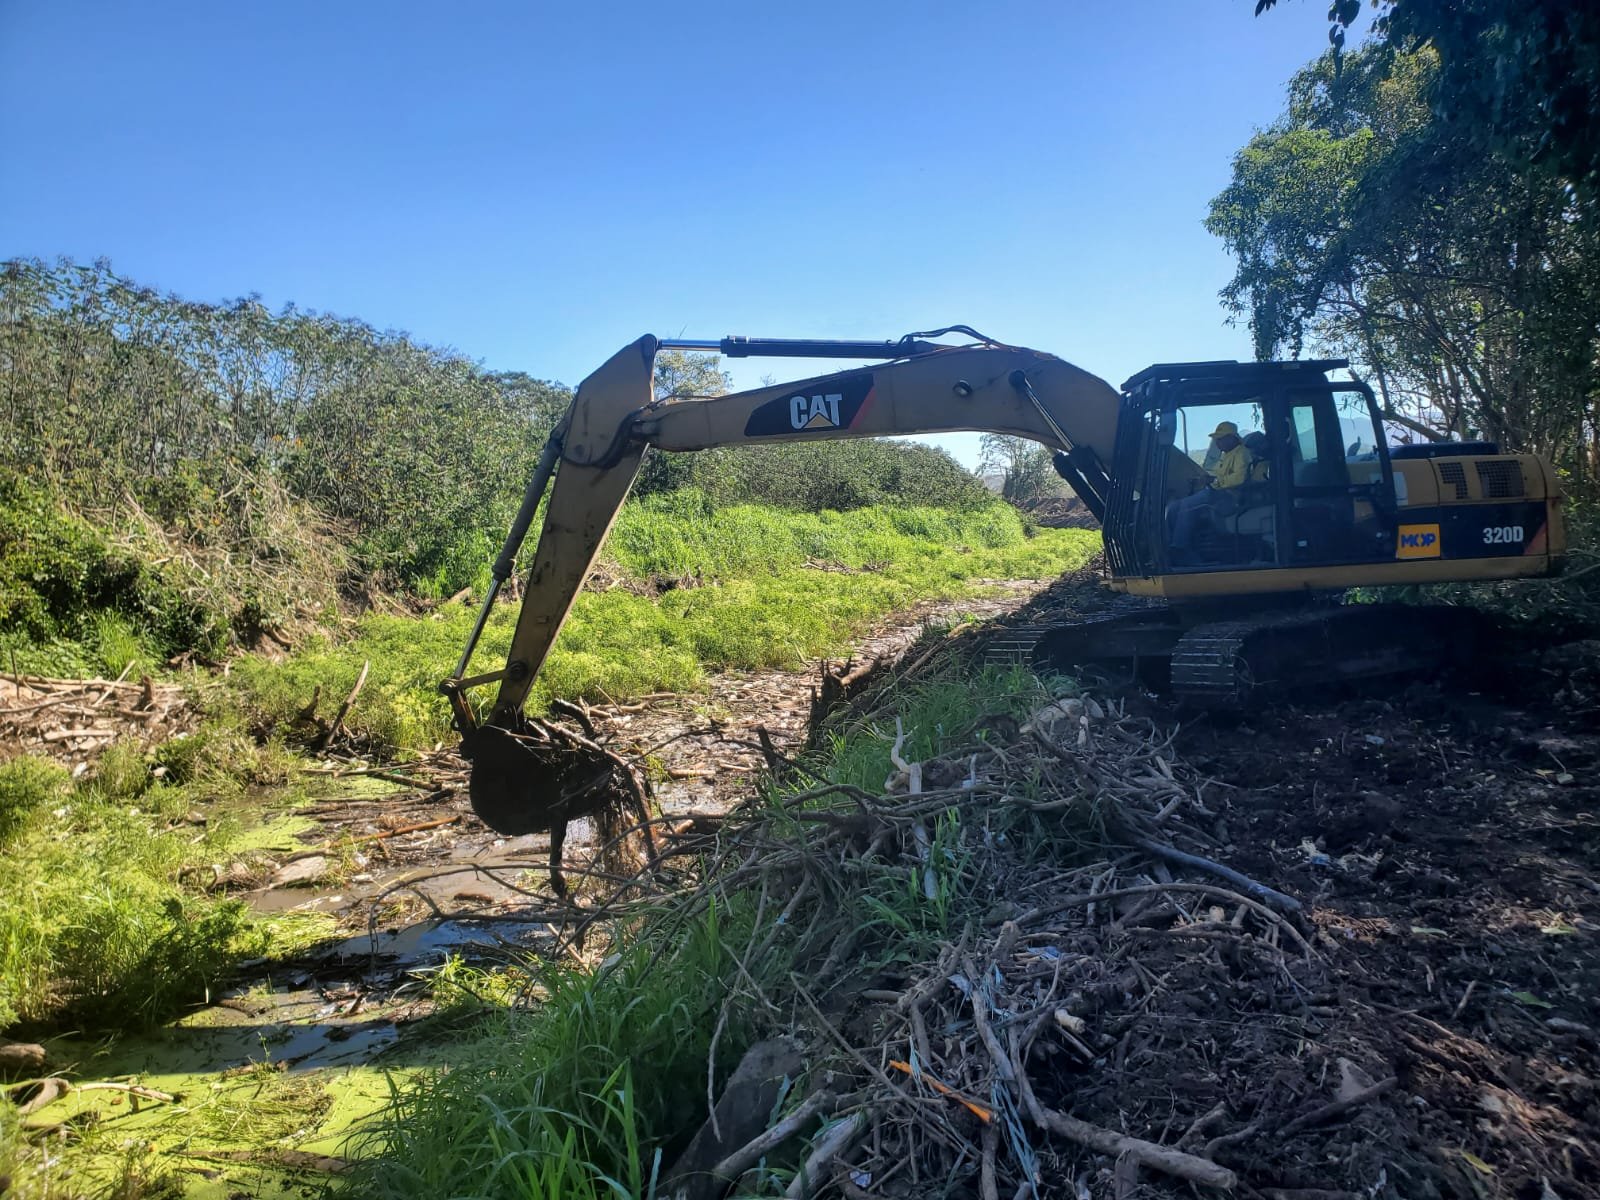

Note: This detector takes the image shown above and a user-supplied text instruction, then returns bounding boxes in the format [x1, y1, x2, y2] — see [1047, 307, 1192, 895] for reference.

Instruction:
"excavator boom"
[443, 333, 1128, 734]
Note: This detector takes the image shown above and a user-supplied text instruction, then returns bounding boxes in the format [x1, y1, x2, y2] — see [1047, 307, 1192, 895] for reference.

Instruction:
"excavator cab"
[1103, 361, 1404, 590]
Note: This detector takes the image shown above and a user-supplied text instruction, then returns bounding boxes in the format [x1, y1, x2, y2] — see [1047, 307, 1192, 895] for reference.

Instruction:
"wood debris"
[1, 673, 191, 767]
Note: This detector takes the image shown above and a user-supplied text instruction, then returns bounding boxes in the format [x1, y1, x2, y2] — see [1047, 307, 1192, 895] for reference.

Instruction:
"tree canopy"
[2, 259, 998, 611]
[1258, 0, 1600, 194]
[979, 434, 1066, 506]
[1207, 45, 1600, 471]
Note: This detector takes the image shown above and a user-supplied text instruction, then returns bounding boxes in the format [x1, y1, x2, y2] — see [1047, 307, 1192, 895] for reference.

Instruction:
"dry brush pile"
[659, 689, 1320, 1200]
[556, 661, 1590, 1200]
[0, 672, 191, 770]
[455, 673, 1375, 1200]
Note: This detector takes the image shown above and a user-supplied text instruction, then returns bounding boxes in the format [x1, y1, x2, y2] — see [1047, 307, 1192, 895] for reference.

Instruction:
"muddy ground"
[941, 572, 1600, 1200]
[238, 581, 1046, 926]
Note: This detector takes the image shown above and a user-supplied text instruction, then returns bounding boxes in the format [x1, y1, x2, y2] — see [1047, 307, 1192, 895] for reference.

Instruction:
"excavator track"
[1168, 619, 1263, 708]
[985, 603, 1487, 709]
[1170, 603, 1487, 708]
[984, 608, 1183, 689]
[981, 624, 1056, 667]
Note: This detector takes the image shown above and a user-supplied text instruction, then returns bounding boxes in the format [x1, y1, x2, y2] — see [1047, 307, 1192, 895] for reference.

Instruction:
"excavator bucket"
[460, 721, 637, 838]
[460, 724, 554, 836]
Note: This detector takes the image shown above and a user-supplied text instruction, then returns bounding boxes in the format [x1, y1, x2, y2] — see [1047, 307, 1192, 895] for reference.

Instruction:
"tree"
[652, 350, 731, 402]
[1206, 47, 1600, 469]
[1257, 0, 1600, 194]
[0, 258, 573, 585]
[979, 434, 1063, 505]
[630, 350, 732, 497]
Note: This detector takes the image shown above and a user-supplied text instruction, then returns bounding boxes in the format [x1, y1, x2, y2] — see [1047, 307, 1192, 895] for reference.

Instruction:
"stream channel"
[17, 581, 1051, 1198]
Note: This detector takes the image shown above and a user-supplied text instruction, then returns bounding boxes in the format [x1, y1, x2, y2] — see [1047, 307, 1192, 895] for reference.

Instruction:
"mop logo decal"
[744, 374, 876, 437]
[1396, 523, 1442, 559]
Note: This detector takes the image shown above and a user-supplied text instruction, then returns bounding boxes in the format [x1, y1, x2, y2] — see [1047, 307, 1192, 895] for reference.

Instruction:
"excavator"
[442, 330, 1565, 837]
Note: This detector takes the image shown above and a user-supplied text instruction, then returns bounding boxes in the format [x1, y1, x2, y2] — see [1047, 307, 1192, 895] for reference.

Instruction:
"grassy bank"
[351, 662, 1070, 1197]
[0, 495, 1093, 1035]
[0, 483, 1095, 1195]
[0, 731, 331, 1033]
[230, 496, 1099, 754]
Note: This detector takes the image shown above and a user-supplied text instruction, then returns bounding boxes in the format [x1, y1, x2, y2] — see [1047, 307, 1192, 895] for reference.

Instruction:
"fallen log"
[0, 1041, 46, 1078]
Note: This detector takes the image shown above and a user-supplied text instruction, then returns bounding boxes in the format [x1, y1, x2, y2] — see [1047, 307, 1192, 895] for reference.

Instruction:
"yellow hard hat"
[1208, 421, 1239, 440]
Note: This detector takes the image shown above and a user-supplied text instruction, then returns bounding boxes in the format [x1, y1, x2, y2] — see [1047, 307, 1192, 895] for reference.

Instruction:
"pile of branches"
[642, 692, 1333, 1199]
[0, 671, 190, 768]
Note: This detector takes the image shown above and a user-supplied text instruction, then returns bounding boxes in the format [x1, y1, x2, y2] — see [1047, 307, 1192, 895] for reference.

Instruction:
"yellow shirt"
[1212, 444, 1250, 489]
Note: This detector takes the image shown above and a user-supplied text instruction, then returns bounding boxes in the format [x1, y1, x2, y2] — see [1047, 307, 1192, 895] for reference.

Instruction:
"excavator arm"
[443, 332, 1130, 832]
[446, 334, 1123, 722]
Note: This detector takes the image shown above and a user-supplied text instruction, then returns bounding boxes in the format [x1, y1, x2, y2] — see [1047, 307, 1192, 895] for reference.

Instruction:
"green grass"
[605, 489, 1031, 579]
[350, 665, 1058, 1198]
[0, 470, 233, 674]
[0, 735, 325, 1034]
[227, 498, 1099, 756]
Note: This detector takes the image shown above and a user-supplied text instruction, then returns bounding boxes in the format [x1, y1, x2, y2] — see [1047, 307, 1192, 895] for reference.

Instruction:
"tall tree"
[979, 434, 1063, 505]
[1207, 47, 1600, 468]
[631, 350, 733, 497]
[1258, 0, 1600, 193]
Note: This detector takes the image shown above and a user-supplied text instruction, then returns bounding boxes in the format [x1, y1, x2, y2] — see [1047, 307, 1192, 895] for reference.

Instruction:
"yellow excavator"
[443, 330, 1564, 835]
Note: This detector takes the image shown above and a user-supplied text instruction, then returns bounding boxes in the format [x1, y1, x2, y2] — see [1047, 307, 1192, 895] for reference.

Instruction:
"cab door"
[1281, 383, 1397, 565]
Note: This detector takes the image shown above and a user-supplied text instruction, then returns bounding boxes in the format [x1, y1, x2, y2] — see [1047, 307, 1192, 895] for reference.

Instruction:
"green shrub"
[90, 611, 156, 677]
[0, 756, 70, 845]
[52, 894, 253, 1029]
[93, 741, 152, 802]
[0, 471, 230, 669]
[0, 785, 274, 1032]
[150, 718, 267, 787]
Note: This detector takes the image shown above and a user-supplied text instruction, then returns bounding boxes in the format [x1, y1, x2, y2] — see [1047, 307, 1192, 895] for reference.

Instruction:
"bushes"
[0, 756, 70, 846]
[635, 439, 993, 513]
[0, 471, 244, 670]
[3, 259, 1010, 610]
[1, 258, 566, 594]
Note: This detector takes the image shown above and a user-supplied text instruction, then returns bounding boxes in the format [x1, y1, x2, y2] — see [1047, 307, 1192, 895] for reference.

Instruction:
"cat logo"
[789, 393, 843, 430]
[1396, 523, 1442, 559]
[744, 374, 874, 437]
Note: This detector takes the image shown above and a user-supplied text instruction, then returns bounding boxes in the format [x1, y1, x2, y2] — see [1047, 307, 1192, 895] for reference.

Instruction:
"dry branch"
[783, 1111, 868, 1200]
[1277, 1077, 1397, 1137]
[1013, 1061, 1236, 1189]
[1131, 835, 1303, 914]
[705, 1090, 840, 1187]
[317, 658, 369, 750]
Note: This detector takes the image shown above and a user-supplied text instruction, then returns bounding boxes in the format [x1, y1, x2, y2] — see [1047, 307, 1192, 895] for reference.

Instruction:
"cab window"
[1174, 400, 1264, 469]
[1292, 405, 1319, 470]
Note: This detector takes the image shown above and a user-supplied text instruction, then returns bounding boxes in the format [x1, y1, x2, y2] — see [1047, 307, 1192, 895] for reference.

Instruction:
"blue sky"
[0, 1, 1349, 468]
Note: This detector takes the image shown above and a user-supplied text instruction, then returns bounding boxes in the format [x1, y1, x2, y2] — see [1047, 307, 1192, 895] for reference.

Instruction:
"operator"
[1169, 421, 1251, 558]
